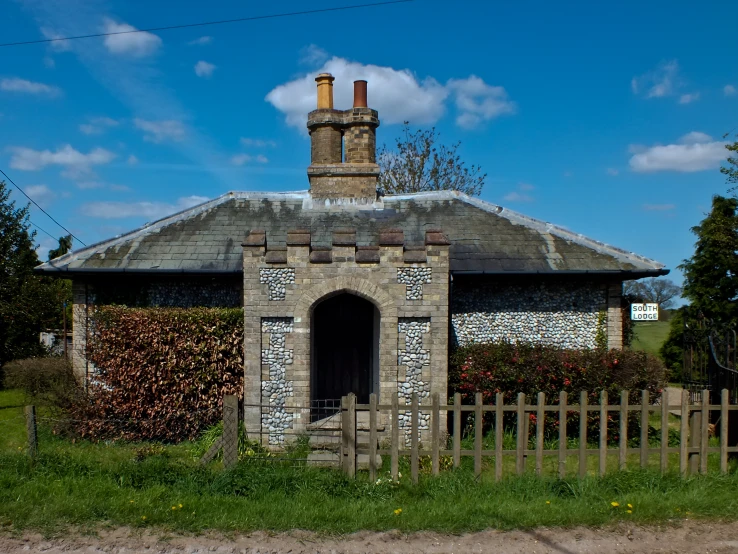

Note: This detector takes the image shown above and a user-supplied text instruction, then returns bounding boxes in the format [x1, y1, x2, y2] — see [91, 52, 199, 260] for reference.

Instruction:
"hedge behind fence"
[449, 342, 667, 440]
[75, 306, 244, 442]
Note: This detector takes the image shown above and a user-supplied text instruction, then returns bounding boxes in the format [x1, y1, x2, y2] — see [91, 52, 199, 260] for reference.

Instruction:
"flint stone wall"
[451, 280, 608, 349]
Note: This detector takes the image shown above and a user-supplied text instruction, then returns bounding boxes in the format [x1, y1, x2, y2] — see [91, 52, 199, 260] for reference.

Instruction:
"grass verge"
[631, 321, 670, 357]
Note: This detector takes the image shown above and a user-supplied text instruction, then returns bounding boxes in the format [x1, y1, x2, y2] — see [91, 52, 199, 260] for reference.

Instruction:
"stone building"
[37, 74, 668, 445]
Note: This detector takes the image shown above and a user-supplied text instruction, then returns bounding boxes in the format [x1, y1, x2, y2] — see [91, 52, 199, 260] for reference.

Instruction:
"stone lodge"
[37, 74, 668, 445]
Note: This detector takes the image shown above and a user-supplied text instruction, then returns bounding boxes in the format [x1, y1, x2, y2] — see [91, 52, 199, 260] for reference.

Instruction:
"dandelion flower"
[626, 510, 632, 514]
[627, 503, 633, 509]
[394, 508, 402, 515]
[546, 501, 551, 505]
[179, 504, 183, 508]
[611, 502, 619, 507]
[172, 506, 177, 510]
[130, 500, 134, 503]
[142, 516, 147, 520]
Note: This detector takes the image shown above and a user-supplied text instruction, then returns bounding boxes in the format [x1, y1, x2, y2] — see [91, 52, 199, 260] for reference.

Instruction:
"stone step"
[306, 450, 340, 467]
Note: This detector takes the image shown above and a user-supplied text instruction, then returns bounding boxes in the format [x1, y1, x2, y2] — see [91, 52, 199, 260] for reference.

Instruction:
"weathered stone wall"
[451, 279, 611, 349]
[70, 277, 242, 381]
[243, 227, 450, 446]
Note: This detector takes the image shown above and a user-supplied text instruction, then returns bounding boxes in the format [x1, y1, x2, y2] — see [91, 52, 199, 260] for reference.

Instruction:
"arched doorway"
[311, 293, 379, 416]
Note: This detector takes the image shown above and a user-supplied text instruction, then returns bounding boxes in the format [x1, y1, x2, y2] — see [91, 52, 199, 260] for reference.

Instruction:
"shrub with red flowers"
[449, 342, 666, 440]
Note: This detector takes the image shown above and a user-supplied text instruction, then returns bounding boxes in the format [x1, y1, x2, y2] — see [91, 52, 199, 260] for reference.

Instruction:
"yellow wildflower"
[626, 510, 632, 514]
[130, 500, 134, 503]
[172, 506, 177, 510]
[394, 508, 402, 515]
[627, 503, 633, 509]
[611, 502, 619, 507]
[141, 516, 147, 520]
[546, 501, 550, 504]
[179, 504, 183, 508]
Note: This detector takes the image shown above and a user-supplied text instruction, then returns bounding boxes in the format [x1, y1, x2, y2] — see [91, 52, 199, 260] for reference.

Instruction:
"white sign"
[631, 303, 659, 321]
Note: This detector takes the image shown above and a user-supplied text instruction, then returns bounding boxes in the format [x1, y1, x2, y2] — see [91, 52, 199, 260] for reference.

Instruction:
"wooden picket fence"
[340, 389, 738, 483]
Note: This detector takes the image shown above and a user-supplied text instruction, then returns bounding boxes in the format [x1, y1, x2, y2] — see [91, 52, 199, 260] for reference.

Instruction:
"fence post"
[579, 390, 588, 479]
[411, 393, 419, 484]
[222, 394, 238, 470]
[689, 400, 700, 475]
[391, 394, 399, 481]
[453, 392, 461, 469]
[369, 393, 378, 482]
[474, 392, 483, 478]
[680, 389, 689, 476]
[558, 391, 567, 479]
[341, 394, 357, 478]
[431, 393, 440, 476]
[599, 390, 608, 476]
[721, 388, 729, 474]
[495, 392, 503, 482]
[660, 389, 669, 474]
[536, 392, 545, 476]
[700, 390, 709, 474]
[640, 389, 649, 469]
[619, 390, 628, 471]
[516, 392, 525, 475]
[25, 405, 37, 460]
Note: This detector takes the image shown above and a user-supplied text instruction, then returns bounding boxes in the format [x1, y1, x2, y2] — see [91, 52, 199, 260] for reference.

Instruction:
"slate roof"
[36, 191, 667, 277]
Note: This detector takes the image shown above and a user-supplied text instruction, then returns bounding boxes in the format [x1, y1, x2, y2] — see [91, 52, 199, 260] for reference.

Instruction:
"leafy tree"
[0, 182, 71, 378]
[678, 195, 738, 326]
[48, 234, 72, 260]
[623, 278, 682, 309]
[377, 122, 486, 196]
[721, 131, 738, 193]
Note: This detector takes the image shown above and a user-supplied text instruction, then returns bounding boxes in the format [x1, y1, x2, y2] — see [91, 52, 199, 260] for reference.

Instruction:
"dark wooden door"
[313, 294, 375, 404]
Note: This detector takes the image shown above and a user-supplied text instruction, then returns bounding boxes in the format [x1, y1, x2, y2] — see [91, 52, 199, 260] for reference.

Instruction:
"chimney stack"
[307, 75, 380, 204]
[315, 73, 335, 109]
[353, 80, 367, 108]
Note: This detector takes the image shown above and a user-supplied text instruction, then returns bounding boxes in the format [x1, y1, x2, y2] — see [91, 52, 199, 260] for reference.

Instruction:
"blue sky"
[1, 0, 736, 283]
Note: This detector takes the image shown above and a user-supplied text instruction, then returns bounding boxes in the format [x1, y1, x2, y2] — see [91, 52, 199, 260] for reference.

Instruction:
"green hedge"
[73, 306, 244, 442]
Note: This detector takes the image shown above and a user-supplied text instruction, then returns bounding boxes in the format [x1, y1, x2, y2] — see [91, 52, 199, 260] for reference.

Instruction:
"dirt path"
[3, 521, 738, 553]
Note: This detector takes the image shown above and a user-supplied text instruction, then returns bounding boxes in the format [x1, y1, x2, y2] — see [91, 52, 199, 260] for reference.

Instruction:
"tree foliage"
[623, 278, 682, 309]
[377, 123, 486, 196]
[721, 131, 738, 193]
[48, 234, 72, 260]
[0, 181, 70, 371]
[678, 195, 738, 326]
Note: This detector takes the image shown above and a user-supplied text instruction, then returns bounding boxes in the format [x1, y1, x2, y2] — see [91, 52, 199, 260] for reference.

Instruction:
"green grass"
[3, 387, 738, 535]
[631, 321, 671, 357]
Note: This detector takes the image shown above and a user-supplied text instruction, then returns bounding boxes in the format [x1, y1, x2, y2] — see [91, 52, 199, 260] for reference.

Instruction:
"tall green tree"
[721, 131, 738, 193]
[678, 195, 738, 326]
[378, 123, 486, 196]
[0, 181, 71, 373]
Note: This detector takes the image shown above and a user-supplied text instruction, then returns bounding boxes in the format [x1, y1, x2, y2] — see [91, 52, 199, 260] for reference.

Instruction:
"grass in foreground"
[3, 452, 738, 535]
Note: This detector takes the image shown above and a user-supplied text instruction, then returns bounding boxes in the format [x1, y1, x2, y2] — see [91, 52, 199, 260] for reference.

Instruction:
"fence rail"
[340, 389, 737, 483]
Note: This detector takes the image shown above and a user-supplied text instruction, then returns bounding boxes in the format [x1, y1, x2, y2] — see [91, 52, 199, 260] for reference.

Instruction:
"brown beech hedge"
[74, 306, 244, 442]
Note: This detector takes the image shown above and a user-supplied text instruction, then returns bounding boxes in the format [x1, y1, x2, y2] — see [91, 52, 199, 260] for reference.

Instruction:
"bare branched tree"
[623, 278, 682, 309]
[377, 122, 486, 196]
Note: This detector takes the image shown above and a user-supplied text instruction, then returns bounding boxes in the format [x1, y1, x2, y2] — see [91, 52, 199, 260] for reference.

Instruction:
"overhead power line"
[0, 0, 413, 48]
[29, 220, 58, 241]
[0, 168, 86, 246]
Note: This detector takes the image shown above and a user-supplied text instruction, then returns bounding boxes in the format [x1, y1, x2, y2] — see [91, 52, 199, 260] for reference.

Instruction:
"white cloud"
[725, 85, 737, 97]
[134, 118, 186, 143]
[231, 153, 269, 166]
[629, 132, 726, 173]
[109, 184, 131, 192]
[446, 76, 516, 129]
[127, 154, 139, 165]
[255, 154, 268, 164]
[643, 204, 676, 211]
[266, 56, 450, 128]
[503, 191, 534, 203]
[9, 145, 115, 177]
[631, 60, 680, 98]
[76, 181, 105, 189]
[80, 195, 209, 219]
[606, 167, 619, 176]
[194, 60, 216, 78]
[679, 92, 700, 104]
[240, 138, 277, 148]
[25, 184, 56, 207]
[188, 36, 212, 46]
[43, 57, 55, 69]
[102, 19, 161, 57]
[518, 182, 535, 191]
[300, 44, 329, 66]
[679, 131, 712, 144]
[79, 116, 119, 135]
[0, 77, 61, 97]
[40, 27, 72, 52]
